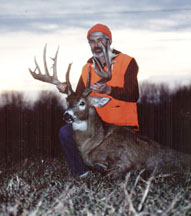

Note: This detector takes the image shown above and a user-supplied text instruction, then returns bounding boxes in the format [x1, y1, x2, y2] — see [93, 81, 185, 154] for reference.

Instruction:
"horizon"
[0, 80, 190, 106]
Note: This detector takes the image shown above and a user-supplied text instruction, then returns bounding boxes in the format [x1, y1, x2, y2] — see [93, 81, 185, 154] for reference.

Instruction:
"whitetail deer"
[29, 44, 191, 176]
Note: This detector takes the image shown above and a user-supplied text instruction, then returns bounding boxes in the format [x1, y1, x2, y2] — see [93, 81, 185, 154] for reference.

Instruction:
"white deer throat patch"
[72, 120, 88, 131]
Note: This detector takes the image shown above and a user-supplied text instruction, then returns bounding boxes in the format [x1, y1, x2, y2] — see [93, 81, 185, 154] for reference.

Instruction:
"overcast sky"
[0, 0, 191, 98]
[1, 0, 191, 32]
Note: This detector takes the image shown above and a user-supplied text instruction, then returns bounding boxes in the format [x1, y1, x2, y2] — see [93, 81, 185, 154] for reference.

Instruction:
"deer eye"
[79, 101, 85, 106]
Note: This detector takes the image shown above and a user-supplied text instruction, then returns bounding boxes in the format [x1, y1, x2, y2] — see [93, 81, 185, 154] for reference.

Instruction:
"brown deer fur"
[64, 94, 191, 176]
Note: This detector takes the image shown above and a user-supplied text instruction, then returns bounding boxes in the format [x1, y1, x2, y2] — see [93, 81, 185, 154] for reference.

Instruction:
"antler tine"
[93, 40, 118, 84]
[29, 56, 44, 81]
[65, 63, 74, 95]
[34, 56, 41, 74]
[43, 43, 50, 77]
[29, 44, 62, 85]
[93, 58, 110, 79]
[82, 65, 92, 97]
[51, 45, 59, 81]
[100, 41, 111, 77]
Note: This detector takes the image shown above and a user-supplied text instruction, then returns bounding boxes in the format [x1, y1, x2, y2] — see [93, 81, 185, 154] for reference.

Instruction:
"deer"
[29, 43, 191, 177]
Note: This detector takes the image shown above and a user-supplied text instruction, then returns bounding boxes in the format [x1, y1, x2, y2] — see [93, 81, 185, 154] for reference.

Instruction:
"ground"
[0, 155, 191, 216]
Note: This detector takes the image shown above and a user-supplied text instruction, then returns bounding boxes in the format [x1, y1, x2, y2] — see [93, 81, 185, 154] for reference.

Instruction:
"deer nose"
[64, 112, 74, 123]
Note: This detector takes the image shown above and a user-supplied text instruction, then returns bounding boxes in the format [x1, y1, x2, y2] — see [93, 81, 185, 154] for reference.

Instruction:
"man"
[57, 23, 139, 178]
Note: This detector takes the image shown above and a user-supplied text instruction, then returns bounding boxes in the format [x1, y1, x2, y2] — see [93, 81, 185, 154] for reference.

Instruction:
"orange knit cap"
[87, 24, 112, 40]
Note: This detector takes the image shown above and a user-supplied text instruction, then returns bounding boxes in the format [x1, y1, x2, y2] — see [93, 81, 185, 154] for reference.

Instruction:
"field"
[0, 84, 190, 215]
[0, 155, 191, 216]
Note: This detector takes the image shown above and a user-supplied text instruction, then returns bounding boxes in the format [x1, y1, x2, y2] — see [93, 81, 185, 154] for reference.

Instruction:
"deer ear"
[88, 97, 111, 107]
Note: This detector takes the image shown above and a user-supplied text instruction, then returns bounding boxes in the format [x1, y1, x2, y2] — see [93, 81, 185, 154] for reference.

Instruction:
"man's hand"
[57, 82, 67, 93]
[90, 82, 111, 94]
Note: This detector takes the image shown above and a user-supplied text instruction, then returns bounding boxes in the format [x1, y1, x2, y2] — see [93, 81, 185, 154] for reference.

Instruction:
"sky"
[0, 0, 191, 99]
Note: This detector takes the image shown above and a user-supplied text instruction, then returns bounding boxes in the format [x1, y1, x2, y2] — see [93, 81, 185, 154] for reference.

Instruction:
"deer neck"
[87, 107, 104, 136]
[73, 107, 104, 144]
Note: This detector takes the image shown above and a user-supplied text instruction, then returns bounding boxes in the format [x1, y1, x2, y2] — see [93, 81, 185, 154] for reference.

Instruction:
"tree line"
[138, 82, 191, 154]
[0, 83, 190, 166]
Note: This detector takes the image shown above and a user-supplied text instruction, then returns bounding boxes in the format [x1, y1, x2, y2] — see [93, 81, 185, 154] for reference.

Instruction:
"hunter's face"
[88, 36, 107, 57]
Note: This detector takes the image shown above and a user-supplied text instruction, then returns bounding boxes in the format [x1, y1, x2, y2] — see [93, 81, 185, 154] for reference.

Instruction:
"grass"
[0, 155, 191, 216]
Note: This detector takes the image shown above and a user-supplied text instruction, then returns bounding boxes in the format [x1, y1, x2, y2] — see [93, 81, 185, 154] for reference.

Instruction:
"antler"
[93, 40, 118, 83]
[82, 65, 92, 97]
[29, 44, 71, 85]
[65, 62, 74, 95]
[81, 41, 117, 97]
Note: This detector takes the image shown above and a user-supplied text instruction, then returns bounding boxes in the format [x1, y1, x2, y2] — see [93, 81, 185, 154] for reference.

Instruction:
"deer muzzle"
[63, 111, 74, 123]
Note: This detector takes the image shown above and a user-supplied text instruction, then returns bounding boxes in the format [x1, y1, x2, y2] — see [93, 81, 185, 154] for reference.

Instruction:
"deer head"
[64, 66, 110, 131]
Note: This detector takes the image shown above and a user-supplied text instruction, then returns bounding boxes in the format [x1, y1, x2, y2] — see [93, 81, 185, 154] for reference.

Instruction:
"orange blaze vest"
[82, 53, 139, 127]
